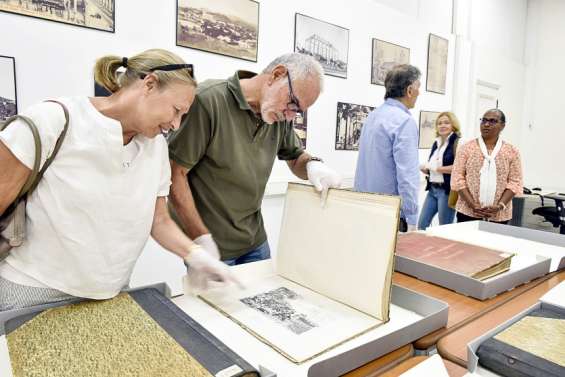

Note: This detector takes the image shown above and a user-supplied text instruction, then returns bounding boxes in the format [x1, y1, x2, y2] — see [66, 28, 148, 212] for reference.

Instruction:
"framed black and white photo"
[419, 111, 440, 149]
[335, 102, 374, 151]
[0, 55, 17, 121]
[426, 34, 449, 94]
[294, 13, 349, 79]
[176, 0, 259, 62]
[0, 0, 115, 33]
[371, 39, 410, 86]
[293, 111, 307, 148]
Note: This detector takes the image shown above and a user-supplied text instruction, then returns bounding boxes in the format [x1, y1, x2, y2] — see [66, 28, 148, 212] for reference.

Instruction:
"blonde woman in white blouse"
[418, 112, 461, 229]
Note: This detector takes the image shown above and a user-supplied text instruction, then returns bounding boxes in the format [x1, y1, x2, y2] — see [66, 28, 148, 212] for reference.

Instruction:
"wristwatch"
[308, 156, 324, 163]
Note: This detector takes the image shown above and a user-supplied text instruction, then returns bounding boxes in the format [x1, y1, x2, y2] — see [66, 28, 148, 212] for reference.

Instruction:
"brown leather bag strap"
[1, 114, 42, 198]
[27, 100, 70, 195]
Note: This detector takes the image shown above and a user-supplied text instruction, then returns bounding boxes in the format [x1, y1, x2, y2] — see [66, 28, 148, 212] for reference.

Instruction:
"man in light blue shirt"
[354, 65, 421, 231]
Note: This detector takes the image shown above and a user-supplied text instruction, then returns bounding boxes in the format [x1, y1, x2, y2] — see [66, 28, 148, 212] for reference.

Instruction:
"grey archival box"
[306, 284, 448, 377]
[395, 221, 562, 300]
[467, 301, 565, 373]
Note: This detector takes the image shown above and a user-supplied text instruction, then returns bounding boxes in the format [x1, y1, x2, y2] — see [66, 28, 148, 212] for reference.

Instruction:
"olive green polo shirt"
[168, 71, 304, 260]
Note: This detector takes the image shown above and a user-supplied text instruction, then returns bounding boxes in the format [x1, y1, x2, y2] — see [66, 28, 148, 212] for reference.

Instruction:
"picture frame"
[294, 13, 349, 79]
[293, 111, 307, 148]
[426, 34, 449, 94]
[0, 0, 115, 33]
[371, 39, 410, 86]
[176, 0, 260, 62]
[335, 102, 375, 151]
[418, 111, 440, 149]
[0, 55, 17, 121]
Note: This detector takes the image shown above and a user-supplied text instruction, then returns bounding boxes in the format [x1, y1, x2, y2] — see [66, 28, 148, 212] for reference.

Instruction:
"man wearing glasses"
[168, 53, 341, 272]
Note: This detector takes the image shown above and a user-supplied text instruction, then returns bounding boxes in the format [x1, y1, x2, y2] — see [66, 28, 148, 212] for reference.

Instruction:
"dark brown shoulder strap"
[27, 100, 70, 195]
[1, 115, 42, 197]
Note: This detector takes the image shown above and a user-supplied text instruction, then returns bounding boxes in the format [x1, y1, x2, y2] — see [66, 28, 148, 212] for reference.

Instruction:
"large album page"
[276, 183, 401, 319]
[200, 274, 382, 364]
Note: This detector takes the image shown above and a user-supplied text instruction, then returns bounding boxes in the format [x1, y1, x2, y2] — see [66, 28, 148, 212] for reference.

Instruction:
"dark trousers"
[456, 212, 509, 225]
[399, 218, 408, 233]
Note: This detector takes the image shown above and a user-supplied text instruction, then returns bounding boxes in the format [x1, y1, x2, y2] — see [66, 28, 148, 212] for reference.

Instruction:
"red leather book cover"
[396, 233, 513, 279]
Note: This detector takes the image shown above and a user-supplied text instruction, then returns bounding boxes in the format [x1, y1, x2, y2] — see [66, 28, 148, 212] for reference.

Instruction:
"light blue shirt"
[354, 98, 420, 225]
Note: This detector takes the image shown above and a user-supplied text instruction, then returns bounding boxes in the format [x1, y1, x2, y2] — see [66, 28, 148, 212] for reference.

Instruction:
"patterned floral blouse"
[451, 139, 523, 222]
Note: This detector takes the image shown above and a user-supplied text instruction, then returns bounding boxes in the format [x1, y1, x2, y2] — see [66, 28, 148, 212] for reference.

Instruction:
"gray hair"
[384, 64, 421, 99]
[262, 53, 324, 91]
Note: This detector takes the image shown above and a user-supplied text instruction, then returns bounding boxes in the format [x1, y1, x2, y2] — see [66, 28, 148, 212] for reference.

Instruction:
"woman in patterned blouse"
[450, 109, 523, 223]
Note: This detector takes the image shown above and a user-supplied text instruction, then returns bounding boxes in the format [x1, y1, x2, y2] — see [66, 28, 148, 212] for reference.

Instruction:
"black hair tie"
[122, 57, 128, 68]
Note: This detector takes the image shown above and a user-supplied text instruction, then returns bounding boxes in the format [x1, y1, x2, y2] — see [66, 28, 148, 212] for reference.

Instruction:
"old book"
[200, 183, 401, 363]
[477, 307, 565, 376]
[6, 288, 259, 377]
[396, 232, 514, 280]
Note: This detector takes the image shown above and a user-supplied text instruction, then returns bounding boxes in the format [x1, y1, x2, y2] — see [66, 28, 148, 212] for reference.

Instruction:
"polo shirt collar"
[227, 70, 257, 112]
[385, 98, 410, 114]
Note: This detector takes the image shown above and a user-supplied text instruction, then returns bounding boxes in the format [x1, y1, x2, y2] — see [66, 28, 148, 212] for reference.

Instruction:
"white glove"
[193, 233, 221, 260]
[184, 245, 240, 293]
[307, 161, 342, 206]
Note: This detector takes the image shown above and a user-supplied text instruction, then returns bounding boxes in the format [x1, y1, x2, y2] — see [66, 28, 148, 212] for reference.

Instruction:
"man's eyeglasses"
[139, 64, 194, 79]
[286, 70, 303, 116]
[480, 117, 502, 125]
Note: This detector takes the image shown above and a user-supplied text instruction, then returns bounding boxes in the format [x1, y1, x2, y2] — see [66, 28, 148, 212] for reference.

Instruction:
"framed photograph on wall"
[335, 102, 375, 151]
[418, 111, 440, 149]
[293, 111, 307, 148]
[0, 55, 17, 121]
[0, 1, 115, 32]
[426, 34, 449, 94]
[371, 39, 410, 86]
[294, 13, 349, 79]
[176, 0, 259, 62]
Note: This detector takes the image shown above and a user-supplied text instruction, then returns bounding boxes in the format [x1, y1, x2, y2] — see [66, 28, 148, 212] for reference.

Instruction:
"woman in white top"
[0, 49, 235, 311]
[417, 111, 461, 230]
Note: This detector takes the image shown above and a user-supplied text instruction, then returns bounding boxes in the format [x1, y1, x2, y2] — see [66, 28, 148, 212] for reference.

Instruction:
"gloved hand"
[193, 233, 221, 260]
[184, 245, 240, 293]
[307, 161, 342, 206]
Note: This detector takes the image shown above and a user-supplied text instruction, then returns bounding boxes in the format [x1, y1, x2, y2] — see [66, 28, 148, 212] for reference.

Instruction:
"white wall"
[0, 0, 454, 293]
[452, 0, 527, 146]
[520, 0, 565, 189]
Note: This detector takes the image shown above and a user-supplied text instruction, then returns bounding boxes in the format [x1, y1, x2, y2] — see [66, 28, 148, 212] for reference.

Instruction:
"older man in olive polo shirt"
[168, 53, 341, 268]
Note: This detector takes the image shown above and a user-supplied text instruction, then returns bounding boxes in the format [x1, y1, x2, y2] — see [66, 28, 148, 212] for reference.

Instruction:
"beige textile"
[494, 316, 565, 367]
[7, 293, 212, 377]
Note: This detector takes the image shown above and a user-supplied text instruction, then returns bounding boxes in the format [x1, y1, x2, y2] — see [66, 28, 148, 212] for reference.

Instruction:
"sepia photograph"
[419, 111, 441, 149]
[0, 0, 114, 32]
[294, 13, 349, 79]
[426, 34, 449, 94]
[293, 111, 307, 148]
[335, 102, 375, 151]
[371, 39, 410, 86]
[0, 55, 17, 121]
[176, 0, 259, 62]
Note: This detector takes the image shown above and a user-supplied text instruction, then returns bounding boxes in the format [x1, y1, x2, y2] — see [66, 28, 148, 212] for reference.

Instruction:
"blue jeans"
[224, 240, 271, 266]
[418, 185, 455, 230]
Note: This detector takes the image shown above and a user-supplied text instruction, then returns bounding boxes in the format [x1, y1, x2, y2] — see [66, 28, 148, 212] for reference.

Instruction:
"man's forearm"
[286, 152, 311, 180]
[170, 161, 209, 239]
